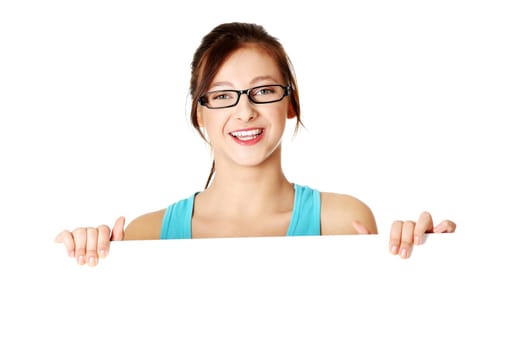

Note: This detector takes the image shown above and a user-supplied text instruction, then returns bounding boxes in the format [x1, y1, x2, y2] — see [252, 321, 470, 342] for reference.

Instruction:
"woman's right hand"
[54, 216, 126, 267]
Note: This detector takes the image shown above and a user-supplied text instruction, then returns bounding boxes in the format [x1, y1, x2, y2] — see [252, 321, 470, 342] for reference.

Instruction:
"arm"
[124, 210, 164, 240]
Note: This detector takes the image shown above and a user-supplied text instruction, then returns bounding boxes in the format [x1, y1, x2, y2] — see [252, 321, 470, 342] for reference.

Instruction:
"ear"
[287, 103, 296, 119]
[197, 106, 205, 127]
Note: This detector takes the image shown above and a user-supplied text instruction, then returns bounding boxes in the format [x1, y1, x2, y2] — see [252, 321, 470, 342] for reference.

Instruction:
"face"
[197, 45, 295, 168]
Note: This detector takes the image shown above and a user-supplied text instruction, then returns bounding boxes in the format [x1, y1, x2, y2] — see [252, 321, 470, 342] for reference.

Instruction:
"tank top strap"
[160, 193, 196, 239]
[286, 184, 321, 236]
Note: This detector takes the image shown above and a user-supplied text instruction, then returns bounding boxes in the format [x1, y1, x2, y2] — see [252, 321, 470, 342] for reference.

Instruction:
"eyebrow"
[209, 75, 280, 90]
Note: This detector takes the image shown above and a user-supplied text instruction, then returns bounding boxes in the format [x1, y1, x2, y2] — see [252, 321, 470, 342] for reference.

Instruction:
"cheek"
[201, 116, 225, 142]
[267, 112, 288, 137]
[275, 106, 290, 125]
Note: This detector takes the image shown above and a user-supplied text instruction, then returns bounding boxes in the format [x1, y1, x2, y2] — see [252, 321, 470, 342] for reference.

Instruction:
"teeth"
[230, 129, 262, 137]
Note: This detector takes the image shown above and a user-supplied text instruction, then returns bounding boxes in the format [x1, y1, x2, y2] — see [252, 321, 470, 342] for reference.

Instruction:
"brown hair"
[189, 22, 302, 188]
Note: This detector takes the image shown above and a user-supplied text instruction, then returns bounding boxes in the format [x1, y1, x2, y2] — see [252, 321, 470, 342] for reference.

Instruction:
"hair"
[189, 22, 302, 189]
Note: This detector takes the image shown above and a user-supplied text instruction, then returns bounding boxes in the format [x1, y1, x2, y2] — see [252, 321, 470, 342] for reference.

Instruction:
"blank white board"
[2, 233, 523, 350]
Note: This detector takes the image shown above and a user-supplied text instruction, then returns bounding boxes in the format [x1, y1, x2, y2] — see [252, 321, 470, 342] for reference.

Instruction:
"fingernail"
[390, 245, 398, 254]
[400, 248, 407, 258]
[68, 250, 75, 258]
[99, 249, 106, 258]
[88, 256, 96, 266]
[77, 255, 85, 265]
[414, 236, 421, 245]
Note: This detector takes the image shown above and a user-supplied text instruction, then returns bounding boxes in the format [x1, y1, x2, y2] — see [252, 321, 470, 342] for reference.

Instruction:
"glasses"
[199, 84, 291, 109]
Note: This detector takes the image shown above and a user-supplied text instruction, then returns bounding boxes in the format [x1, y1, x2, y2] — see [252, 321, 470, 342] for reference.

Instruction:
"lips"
[229, 128, 264, 145]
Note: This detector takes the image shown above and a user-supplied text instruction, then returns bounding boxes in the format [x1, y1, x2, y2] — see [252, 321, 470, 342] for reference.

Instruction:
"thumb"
[352, 220, 371, 234]
[110, 216, 126, 241]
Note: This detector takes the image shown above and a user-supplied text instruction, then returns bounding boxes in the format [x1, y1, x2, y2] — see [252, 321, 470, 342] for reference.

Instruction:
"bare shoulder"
[320, 192, 378, 235]
[124, 209, 165, 240]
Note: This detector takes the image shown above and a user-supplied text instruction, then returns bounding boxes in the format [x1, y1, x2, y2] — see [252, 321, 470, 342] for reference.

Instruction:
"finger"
[85, 227, 99, 267]
[111, 216, 126, 241]
[55, 230, 75, 257]
[352, 220, 370, 234]
[72, 228, 87, 265]
[399, 220, 416, 259]
[97, 225, 112, 258]
[434, 220, 456, 233]
[389, 220, 403, 255]
[414, 211, 434, 245]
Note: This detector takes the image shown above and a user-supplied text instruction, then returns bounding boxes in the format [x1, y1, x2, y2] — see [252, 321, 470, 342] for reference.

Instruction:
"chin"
[233, 156, 270, 168]
[220, 142, 282, 168]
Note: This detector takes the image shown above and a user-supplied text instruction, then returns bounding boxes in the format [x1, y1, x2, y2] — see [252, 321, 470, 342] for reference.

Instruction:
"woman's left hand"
[389, 211, 456, 259]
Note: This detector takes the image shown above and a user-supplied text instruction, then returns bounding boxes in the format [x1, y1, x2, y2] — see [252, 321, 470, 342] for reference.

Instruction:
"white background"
[1, 0, 524, 349]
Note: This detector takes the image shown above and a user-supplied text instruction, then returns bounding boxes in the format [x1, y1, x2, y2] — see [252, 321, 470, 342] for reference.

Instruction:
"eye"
[209, 91, 236, 100]
[253, 86, 277, 96]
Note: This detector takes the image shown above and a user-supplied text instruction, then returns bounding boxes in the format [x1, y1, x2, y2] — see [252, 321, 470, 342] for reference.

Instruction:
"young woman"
[55, 22, 456, 266]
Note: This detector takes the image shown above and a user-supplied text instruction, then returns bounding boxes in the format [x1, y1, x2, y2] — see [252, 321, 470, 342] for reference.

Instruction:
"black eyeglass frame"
[198, 84, 291, 109]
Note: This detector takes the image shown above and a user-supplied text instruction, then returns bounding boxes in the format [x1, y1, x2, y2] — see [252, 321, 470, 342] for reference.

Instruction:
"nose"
[234, 93, 257, 122]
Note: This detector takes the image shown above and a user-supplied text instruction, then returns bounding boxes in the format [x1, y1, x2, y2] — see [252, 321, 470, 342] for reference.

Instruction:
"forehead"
[211, 45, 283, 86]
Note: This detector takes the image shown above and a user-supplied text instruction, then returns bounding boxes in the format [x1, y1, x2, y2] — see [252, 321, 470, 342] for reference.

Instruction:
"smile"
[229, 128, 264, 145]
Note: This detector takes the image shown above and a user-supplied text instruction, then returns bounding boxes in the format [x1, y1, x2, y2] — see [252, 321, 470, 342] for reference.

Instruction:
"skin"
[55, 46, 456, 266]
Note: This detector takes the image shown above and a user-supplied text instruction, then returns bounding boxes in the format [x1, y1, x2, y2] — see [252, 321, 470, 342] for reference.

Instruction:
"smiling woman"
[54, 22, 455, 266]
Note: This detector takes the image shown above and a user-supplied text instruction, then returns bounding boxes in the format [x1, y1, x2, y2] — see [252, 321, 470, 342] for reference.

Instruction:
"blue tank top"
[160, 183, 321, 239]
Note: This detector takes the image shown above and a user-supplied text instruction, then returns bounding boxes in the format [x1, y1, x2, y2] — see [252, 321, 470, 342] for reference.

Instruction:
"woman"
[55, 22, 456, 266]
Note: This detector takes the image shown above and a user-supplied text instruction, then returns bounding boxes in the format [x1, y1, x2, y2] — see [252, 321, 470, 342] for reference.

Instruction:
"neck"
[200, 150, 294, 216]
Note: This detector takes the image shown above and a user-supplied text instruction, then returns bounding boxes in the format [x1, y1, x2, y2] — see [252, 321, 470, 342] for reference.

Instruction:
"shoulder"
[124, 192, 197, 240]
[124, 209, 165, 240]
[320, 192, 378, 235]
